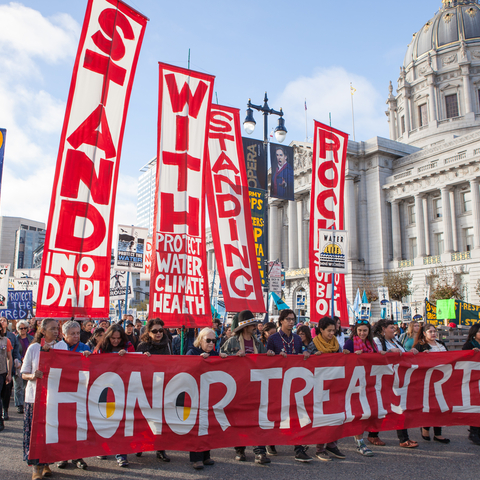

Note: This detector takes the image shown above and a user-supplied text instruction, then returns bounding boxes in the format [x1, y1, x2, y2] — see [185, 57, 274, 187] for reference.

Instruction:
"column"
[449, 189, 458, 252]
[470, 178, 480, 249]
[391, 200, 402, 261]
[441, 187, 454, 253]
[427, 74, 437, 122]
[423, 196, 430, 256]
[288, 200, 298, 269]
[345, 175, 358, 261]
[269, 203, 279, 261]
[296, 198, 304, 268]
[415, 194, 426, 257]
[462, 68, 472, 114]
[404, 92, 411, 133]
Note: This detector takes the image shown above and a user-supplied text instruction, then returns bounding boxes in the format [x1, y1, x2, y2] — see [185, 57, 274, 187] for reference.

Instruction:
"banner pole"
[124, 271, 130, 318]
[180, 326, 185, 355]
[117, 300, 121, 323]
[329, 113, 335, 320]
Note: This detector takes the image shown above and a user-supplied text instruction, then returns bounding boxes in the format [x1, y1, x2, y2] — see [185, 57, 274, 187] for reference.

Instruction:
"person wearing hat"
[221, 310, 269, 465]
[125, 321, 139, 350]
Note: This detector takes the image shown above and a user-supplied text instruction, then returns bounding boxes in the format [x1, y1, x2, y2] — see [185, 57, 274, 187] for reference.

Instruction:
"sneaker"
[325, 446, 346, 459]
[73, 458, 88, 469]
[357, 444, 374, 457]
[266, 446, 277, 456]
[56, 461, 68, 469]
[255, 453, 271, 464]
[295, 450, 312, 462]
[117, 458, 129, 468]
[315, 451, 332, 462]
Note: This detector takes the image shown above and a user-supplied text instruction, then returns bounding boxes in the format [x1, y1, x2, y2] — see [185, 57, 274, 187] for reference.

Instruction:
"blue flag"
[269, 291, 289, 310]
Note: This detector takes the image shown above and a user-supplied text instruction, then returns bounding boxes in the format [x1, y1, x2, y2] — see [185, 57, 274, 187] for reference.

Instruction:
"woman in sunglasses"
[413, 323, 450, 444]
[186, 328, 226, 470]
[136, 319, 172, 462]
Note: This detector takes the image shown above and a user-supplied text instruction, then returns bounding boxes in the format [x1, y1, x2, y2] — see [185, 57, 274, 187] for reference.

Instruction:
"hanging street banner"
[30, 349, 480, 463]
[114, 225, 148, 272]
[270, 143, 294, 201]
[140, 237, 153, 281]
[249, 187, 267, 288]
[0, 128, 6, 203]
[149, 64, 214, 327]
[206, 105, 265, 313]
[425, 298, 480, 326]
[36, 0, 148, 319]
[110, 267, 133, 301]
[268, 261, 282, 295]
[0, 264, 11, 309]
[309, 121, 349, 324]
[425, 298, 437, 324]
[316, 229, 348, 274]
[1, 290, 33, 320]
[242, 138, 266, 190]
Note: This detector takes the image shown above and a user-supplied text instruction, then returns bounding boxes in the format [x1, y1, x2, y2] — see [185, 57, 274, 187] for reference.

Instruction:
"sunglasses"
[204, 338, 216, 344]
[150, 329, 163, 334]
[357, 320, 369, 325]
[18, 327, 27, 330]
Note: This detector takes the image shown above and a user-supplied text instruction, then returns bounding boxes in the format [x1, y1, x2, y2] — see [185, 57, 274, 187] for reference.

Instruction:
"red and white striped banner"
[149, 64, 214, 326]
[36, 0, 147, 319]
[310, 121, 349, 324]
[206, 105, 265, 313]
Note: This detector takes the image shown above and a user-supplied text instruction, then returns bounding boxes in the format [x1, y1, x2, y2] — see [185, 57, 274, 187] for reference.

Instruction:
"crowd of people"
[0, 311, 479, 478]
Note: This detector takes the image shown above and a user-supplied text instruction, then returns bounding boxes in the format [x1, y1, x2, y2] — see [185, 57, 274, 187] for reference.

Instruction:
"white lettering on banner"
[312, 367, 345, 427]
[422, 364, 452, 413]
[37, 0, 147, 318]
[344, 366, 370, 423]
[280, 367, 314, 429]
[452, 361, 480, 413]
[370, 364, 394, 419]
[151, 64, 214, 324]
[250, 368, 283, 429]
[391, 364, 418, 414]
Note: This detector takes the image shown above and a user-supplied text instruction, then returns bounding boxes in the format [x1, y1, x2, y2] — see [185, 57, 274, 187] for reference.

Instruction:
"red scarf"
[353, 335, 377, 353]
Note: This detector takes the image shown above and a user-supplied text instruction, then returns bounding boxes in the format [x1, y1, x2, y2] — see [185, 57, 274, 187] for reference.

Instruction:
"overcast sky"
[0, 0, 442, 227]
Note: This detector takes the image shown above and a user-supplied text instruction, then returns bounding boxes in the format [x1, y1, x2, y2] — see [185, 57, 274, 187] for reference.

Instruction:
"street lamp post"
[243, 92, 287, 317]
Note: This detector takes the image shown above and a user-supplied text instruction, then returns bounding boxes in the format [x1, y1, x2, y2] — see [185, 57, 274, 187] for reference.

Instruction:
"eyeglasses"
[357, 320, 369, 325]
[18, 327, 27, 330]
[285, 317, 296, 322]
[150, 329, 163, 334]
[204, 338, 216, 344]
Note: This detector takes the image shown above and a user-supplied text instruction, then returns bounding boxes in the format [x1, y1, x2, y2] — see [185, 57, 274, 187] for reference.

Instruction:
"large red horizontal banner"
[36, 0, 147, 319]
[30, 350, 480, 463]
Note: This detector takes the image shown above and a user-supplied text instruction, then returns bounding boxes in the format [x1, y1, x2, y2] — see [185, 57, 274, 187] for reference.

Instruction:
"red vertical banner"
[310, 121, 349, 324]
[36, 0, 147, 319]
[149, 64, 214, 327]
[206, 105, 265, 313]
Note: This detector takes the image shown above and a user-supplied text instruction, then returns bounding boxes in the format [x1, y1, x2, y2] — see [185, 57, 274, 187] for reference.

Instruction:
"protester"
[125, 321, 139, 350]
[398, 321, 420, 351]
[260, 322, 276, 347]
[55, 320, 91, 470]
[187, 328, 226, 469]
[136, 319, 171, 462]
[14, 320, 33, 414]
[221, 310, 270, 464]
[27, 318, 42, 338]
[296, 324, 315, 353]
[21, 318, 67, 479]
[334, 316, 346, 350]
[172, 327, 196, 355]
[135, 319, 143, 336]
[309, 316, 348, 460]
[0, 320, 13, 432]
[372, 319, 419, 448]
[79, 319, 94, 344]
[254, 322, 264, 340]
[462, 324, 480, 445]
[343, 320, 376, 456]
[87, 328, 105, 351]
[413, 323, 450, 444]
[94, 324, 134, 467]
[1, 316, 20, 421]
[266, 309, 312, 462]
[219, 326, 232, 347]
[97, 319, 110, 332]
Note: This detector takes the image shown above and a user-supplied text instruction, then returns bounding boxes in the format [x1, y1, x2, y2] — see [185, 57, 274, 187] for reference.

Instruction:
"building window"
[465, 227, 474, 251]
[409, 237, 417, 258]
[462, 191, 472, 212]
[433, 198, 442, 218]
[419, 104, 428, 126]
[408, 204, 416, 224]
[146, 281, 150, 287]
[401, 116, 406, 134]
[445, 94, 459, 118]
[136, 279, 140, 287]
[435, 233, 444, 255]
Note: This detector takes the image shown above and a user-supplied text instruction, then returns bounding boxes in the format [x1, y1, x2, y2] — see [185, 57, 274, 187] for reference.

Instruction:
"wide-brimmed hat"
[233, 310, 259, 334]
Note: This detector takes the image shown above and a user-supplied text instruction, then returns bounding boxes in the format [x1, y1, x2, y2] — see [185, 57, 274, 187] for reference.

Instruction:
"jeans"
[0, 373, 5, 419]
[14, 375, 27, 407]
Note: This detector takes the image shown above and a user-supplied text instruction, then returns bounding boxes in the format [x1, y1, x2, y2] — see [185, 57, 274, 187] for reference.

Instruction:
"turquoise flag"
[362, 290, 368, 304]
[269, 292, 289, 310]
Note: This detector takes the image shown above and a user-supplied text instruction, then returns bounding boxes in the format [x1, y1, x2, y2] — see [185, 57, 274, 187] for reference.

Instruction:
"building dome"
[404, 1, 480, 68]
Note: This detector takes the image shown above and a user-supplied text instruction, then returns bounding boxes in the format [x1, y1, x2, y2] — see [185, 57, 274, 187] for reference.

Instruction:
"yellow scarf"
[313, 334, 339, 353]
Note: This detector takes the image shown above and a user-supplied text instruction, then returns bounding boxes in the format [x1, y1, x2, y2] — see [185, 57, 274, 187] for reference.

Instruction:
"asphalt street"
[1, 409, 478, 480]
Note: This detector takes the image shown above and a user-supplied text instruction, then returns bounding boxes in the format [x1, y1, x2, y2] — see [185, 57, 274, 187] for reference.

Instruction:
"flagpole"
[350, 83, 356, 142]
[329, 113, 335, 321]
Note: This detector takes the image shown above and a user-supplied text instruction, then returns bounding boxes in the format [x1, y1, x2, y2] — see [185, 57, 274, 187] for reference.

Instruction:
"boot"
[32, 465, 43, 480]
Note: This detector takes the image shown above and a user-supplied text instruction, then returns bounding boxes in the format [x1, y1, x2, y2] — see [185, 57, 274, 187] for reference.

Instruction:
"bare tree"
[383, 269, 413, 301]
